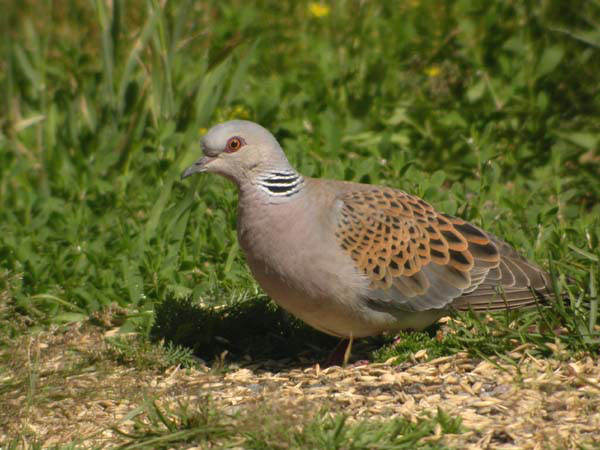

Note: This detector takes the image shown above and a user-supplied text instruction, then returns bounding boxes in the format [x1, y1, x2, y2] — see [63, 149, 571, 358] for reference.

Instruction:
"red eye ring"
[225, 136, 244, 153]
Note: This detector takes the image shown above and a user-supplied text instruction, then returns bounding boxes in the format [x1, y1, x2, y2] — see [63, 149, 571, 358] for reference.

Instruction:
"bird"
[182, 120, 554, 362]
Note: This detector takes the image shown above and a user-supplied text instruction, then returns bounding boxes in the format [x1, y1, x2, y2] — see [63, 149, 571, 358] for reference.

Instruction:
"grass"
[1, 0, 600, 447]
[111, 401, 461, 449]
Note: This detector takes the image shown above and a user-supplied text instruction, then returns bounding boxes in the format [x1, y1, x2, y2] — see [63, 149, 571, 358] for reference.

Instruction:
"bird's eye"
[225, 137, 244, 153]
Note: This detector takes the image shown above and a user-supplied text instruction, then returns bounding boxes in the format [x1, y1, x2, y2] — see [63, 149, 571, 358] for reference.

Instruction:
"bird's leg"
[322, 334, 354, 367]
[323, 338, 350, 367]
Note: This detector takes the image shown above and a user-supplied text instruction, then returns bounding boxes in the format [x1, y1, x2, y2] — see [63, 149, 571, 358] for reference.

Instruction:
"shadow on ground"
[150, 295, 393, 367]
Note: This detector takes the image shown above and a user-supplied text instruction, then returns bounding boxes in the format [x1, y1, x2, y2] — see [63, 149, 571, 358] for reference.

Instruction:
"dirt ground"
[1, 323, 599, 449]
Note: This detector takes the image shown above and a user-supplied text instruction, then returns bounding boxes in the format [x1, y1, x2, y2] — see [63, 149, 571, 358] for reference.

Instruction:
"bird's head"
[181, 120, 292, 185]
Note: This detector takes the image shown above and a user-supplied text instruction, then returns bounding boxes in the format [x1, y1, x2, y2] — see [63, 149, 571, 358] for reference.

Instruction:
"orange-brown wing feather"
[334, 187, 548, 312]
[452, 236, 554, 311]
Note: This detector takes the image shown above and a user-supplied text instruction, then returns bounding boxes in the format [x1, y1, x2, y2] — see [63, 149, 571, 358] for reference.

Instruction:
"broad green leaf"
[536, 45, 565, 79]
[122, 257, 144, 306]
[466, 79, 486, 102]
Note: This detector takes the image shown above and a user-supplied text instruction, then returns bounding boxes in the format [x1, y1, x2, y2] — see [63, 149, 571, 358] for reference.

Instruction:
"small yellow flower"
[231, 105, 250, 119]
[309, 2, 330, 18]
[198, 127, 208, 136]
[425, 66, 441, 77]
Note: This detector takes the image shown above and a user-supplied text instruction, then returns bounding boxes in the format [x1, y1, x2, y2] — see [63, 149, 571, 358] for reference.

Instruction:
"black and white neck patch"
[256, 170, 304, 197]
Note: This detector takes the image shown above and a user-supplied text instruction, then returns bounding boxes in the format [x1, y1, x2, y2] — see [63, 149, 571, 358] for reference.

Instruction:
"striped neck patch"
[256, 170, 304, 197]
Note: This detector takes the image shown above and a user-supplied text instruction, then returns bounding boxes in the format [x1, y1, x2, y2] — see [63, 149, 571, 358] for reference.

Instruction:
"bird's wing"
[334, 187, 550, 312]
[451, 236, 553, 311]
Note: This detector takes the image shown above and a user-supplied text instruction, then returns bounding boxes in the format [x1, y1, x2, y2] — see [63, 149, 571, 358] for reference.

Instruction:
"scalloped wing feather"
[451, 236, 553, 311]
[335, 187, 550, 312]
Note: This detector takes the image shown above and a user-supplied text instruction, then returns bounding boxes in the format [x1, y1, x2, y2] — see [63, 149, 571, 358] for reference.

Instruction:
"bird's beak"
[181, 156, 215, 179]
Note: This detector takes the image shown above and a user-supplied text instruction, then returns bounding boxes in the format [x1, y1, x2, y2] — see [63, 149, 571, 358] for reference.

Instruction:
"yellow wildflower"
[309, 2, 330, 18]
[425, 66, 441, 77]
[231, 105, 250, 119]
[198, 127, 208, 136]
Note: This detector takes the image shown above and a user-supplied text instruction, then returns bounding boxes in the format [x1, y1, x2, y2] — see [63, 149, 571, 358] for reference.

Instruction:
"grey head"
[181, 120, 295, 187]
